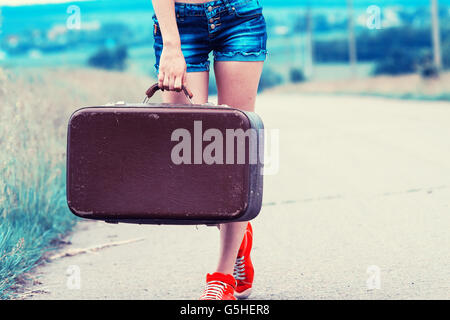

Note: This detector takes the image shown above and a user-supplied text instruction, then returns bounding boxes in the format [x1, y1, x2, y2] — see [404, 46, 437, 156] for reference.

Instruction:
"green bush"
[313, 26, 449, 64]
[88, 45, 128, 71]
[373, 47, 416, 75]
[289, 68, 305, 83]
[417, 51, 439, 78]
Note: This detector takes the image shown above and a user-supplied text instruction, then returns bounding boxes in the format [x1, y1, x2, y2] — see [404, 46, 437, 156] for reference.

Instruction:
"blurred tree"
[417, 51, 439, 78]
[289, 68, 306, 83]
[87, 45, 128, 71]
[313, 15, 332, 32]
[115, 45, 127, 66]
[314, 39, 348, 62]
[373, 47, 416, 75]
[293, 14, 306, 33]
[258, 67, 283, 92]
[442, 41, 450, 69]
[314, 27, 440, 63]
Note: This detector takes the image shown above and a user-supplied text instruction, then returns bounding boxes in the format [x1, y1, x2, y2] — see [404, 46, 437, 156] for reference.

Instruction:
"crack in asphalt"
[262, 185, 449, 207]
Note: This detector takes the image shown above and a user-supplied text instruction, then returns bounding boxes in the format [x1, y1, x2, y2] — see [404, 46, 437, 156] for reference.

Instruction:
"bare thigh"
[161, 71, 209, 104]
[214, 61, 264, 112]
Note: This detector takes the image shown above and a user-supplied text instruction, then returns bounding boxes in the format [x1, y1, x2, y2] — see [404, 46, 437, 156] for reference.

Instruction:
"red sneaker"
[199, 272, 237, 300]
[233, 222, 254, 299]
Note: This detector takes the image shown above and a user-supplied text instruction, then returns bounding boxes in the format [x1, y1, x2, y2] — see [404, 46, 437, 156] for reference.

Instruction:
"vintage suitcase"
[67, 84, 264, 225]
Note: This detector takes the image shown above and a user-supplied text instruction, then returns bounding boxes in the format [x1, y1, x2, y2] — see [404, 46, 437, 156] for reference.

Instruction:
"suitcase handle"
[144, 83, 194, 104]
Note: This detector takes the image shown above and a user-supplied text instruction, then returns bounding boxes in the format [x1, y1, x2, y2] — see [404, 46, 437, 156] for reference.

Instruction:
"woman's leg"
[213, 60, 264, 275]
[160, 71, 209, 104]
[160, 61, 264, 276]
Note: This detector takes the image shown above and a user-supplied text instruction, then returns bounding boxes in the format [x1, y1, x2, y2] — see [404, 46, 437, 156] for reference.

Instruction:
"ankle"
[215, 267, 235, 276]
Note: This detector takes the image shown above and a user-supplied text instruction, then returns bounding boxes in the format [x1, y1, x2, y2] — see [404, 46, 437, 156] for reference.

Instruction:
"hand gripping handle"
[143, 83, 194, 104]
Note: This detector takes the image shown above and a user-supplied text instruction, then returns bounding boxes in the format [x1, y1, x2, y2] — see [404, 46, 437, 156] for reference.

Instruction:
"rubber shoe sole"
[234, 287, 252, 300]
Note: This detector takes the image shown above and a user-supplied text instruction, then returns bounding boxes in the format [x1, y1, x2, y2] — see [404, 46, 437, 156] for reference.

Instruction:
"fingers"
[163, 72, 170, 91]
[158, 72, 165, 91]
[169, 75, 175, 91]
[158, 58, 186, 92]
[157, 47, 187, 92]
[174, 76, 182, 92]
[158, 72, 185, 92]
[174, 68, 187, 92]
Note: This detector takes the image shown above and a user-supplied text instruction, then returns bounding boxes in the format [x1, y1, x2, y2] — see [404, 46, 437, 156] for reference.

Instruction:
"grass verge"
[0, 67, 154, 299]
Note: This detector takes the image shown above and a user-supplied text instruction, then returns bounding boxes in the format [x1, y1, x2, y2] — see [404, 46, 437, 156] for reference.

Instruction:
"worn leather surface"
[67, 106, 254, 221]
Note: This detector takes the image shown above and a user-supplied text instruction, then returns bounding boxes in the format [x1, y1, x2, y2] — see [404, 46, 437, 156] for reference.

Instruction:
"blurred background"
[0, 0, 449, 97]
[1, 0, 450, 300]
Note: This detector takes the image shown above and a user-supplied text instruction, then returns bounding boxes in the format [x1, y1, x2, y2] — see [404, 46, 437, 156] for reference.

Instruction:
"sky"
[0, 0, 91, 5]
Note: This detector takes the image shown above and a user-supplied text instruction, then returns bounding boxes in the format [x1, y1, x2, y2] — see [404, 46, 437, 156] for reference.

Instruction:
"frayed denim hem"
[214, 49, 267, 62]
[187, 61, 210, 72]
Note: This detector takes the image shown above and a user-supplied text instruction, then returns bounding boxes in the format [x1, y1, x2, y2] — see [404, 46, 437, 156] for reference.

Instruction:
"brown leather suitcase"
[67, 84, 264, 225]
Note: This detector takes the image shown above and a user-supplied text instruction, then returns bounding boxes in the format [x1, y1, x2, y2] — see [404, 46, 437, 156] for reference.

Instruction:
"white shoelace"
[200, 280, 229, 300]
[233, 256, 246, 281]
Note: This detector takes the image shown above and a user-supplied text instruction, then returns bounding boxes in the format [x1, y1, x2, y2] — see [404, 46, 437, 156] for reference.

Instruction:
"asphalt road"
[26, 94, 450, 299]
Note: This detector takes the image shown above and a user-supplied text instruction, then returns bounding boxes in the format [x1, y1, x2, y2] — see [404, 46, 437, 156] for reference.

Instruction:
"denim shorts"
[152, 0, 268, 73]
